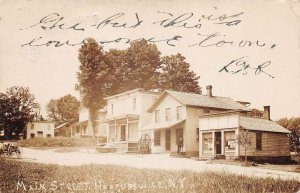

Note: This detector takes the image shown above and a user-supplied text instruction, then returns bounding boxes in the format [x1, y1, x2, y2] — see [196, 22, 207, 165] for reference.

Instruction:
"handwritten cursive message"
[19, 11, 276, 78]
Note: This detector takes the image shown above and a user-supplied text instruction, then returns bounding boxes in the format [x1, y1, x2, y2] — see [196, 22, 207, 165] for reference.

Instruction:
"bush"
[16, 137, 104, 148]
[0, 158, 299, 193]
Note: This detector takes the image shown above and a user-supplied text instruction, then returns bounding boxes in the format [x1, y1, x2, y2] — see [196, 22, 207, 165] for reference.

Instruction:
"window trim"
[165, 108, 171, 122]
[154, 131, 161, 146]
[155, 110, 160, 123]
[256, 132, 262, 150]
[176, 106, 183, 120]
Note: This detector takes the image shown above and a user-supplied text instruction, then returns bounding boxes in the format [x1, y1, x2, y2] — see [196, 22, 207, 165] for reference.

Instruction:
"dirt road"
[19, 148, 300, 181]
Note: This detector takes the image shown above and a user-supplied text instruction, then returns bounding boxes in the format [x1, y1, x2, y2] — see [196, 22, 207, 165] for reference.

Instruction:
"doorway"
[165, 130, 171, 151]
[215, 132, 222, 154]
[120, 125, 126, 141]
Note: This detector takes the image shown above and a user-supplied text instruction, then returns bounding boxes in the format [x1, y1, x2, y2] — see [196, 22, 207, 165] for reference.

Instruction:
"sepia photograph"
[0, 0, 300, 192]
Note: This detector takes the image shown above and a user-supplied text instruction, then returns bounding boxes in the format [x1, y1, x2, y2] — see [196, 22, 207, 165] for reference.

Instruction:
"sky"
[0, 0, 299, 120]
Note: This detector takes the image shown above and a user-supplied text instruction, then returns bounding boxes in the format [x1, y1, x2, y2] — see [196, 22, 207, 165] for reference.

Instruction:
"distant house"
[54, 122, 71, 137]
[26, 121, 55, 139]
[104, 88, 160, 152]
[145, 86, 250, 156]
[198, 108, 290, 160]
[69, 105, 107, 139]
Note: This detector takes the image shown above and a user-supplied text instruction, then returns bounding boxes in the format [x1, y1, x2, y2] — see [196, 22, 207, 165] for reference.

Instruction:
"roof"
[141, 119, 185, 131]
[55, 122, 69, 130]
[104, 88, 160, 100]
[239, 116, 290, 133]
[148, 90, 250, 112]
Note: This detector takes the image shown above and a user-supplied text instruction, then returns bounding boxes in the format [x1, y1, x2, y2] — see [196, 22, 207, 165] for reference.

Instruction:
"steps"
[127, 142, 138, 153]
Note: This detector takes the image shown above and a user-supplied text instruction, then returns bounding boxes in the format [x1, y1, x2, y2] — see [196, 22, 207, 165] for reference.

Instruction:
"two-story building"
[70, 105, 107, 139]
[26, 121, 55, 139]
[103, 88, 160, 152]
[144, 85, 250, 157]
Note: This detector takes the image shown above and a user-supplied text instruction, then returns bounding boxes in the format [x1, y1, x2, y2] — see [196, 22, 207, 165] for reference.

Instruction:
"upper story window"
[177, 106, 183, 120]
[31, 124, 34, 130]
[155, 110, 160, 123]
[165, 108, 171, 122]
[111, 103, 114, 115]
[133, 98, 136, 111]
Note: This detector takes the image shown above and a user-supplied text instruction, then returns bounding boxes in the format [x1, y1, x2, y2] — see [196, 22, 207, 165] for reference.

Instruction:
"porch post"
[107, 122, 110, 143]
[235, 128, 239, 157]
[126, 116, 129, 141]
[70, 127, 73, 138]
[221, 130, 225, 155]
[114, 119, 117, 141]
[212, 131, 215, 156]
[199, 131, 202, 158]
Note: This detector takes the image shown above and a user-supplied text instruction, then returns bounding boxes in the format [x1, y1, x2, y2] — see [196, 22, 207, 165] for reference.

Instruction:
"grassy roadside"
[0, 158, 300, 193]
[16, 137, 102, 148]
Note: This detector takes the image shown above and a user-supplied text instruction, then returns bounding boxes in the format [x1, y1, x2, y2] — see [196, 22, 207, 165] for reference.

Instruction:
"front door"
[165, 130, 171, 151]
[215, 132, 222, 154]
[121, 125, 126, 141]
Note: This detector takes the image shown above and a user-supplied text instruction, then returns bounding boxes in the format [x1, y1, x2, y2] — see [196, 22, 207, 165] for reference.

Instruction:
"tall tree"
[159, 53, 201, 94]
[0, 86, 38, 139]
[277, 117, 300, 132]
[77, 38, 111, 138]
[46, 94, 80, 125]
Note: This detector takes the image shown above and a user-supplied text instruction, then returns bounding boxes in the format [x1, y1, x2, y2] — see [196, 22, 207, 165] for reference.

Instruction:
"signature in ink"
[219, 56, 274, 78]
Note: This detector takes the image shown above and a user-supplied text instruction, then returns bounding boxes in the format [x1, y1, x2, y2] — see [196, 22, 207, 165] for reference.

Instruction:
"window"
[154, 131, 161, 146]
[177, 106, 183, 120]
[46, 134, 51, 137]
[203, 133, 213, 151]
[225, 131, 236, 150]
[196, 128, 199, 143]
[37, 131, 43, 137]
[256, 132, 262, 150]
[133, 98, 136, 111]
[31, 124, 34, 130]
[128, 122, 138, 138]
[155, 110, 160, 123]
[30, 133, 35, 138]
[111, 103, 114, 115]
[165, 108, 171, 122]
[83, 125, 88, 134]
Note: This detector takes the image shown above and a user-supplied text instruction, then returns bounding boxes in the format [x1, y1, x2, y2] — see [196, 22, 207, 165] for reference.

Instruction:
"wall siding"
[239, 131, 290, 157]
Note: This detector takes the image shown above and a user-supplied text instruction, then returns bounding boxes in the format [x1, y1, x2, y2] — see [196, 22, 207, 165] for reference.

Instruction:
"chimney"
[206, 85, 213, 97]
[263, 106, 270, 120]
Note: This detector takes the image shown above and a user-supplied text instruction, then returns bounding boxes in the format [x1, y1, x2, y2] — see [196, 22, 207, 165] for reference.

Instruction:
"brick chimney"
[263, 106, 270, 120]
[206, 85, 213, 97]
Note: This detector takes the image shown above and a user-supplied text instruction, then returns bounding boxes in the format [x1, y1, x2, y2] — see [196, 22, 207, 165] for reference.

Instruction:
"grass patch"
[16, 137, 102, 148]
[0, 158, 299, 193]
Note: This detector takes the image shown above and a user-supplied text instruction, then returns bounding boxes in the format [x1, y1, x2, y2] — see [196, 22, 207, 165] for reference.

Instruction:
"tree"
[106, 39, 162, 95]
[236, 129, 252, 164]
[158, 53, 201, 94]
[0, 86, 38, 139]
[77, 38, 111, 138]
[46, 94, 80, 125]
[277, 117, 300, 157]
[247, 108, 264, 118]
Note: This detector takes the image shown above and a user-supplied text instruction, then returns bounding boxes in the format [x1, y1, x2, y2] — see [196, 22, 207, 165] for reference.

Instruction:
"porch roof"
[141, 119, 185, 131]
[239, 117, 290, 133]
[105, 114, 140, 121]
[69, 120, 88, 127]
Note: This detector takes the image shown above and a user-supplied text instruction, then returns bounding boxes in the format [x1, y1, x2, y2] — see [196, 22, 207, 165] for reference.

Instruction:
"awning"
[105, 114, 140, 121]
[141, 119, 185, 131]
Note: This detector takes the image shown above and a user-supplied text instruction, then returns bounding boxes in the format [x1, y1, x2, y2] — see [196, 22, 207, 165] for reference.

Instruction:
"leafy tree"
[77, 38, 111, 138]
[158, 53, 201, 94]
[0, 86, 38, 139]
[277, 117, 300, 156]
[236, 129, 252, 164]
[247, 108, 264, 118]
[46, 94, 80, 125]
[106, 39, 161, 95]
